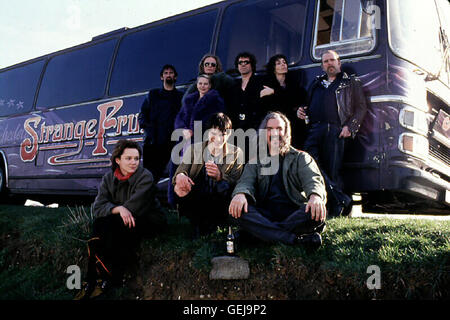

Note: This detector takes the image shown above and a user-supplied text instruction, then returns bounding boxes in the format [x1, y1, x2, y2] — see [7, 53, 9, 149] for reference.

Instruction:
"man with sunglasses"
[229, 52, 264, 132]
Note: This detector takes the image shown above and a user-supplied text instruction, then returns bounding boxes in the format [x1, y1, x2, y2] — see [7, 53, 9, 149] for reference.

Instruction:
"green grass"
[0, 205, 92, 299]
[0, 204, 449, 300]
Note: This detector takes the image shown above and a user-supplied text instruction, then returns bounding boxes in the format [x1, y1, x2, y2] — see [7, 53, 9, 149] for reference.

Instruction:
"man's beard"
[327, 66, 340, 76]
[240, 69, 251, 76]
[269, 136, 283, 151]
[165, 77, 175, 85]
[268, 134, 290, 156]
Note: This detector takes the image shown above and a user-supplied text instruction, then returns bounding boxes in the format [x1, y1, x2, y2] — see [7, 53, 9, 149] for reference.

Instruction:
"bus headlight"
[398, 133, 429, 160]
[399, 106, 429, 136]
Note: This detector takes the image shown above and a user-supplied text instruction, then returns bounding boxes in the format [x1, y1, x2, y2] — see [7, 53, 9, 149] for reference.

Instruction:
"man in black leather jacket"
[297, 50, 367, 217]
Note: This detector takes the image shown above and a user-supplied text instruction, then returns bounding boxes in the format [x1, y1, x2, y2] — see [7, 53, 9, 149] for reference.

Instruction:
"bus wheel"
[0, 166, 24, 205]
[0, 166, 7, 203]
[0, 166, 5, 194]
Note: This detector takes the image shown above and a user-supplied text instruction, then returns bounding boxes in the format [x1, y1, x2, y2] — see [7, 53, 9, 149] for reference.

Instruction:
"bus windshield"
[388, 0, 448, 83]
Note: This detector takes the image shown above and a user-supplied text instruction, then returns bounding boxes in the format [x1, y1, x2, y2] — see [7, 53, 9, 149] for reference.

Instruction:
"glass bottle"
[226, 226, 235, 256]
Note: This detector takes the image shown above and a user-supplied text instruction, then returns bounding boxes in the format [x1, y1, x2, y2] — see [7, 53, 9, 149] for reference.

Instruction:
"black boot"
[295, 232, 322, 252]
[294, 221, 326, 236]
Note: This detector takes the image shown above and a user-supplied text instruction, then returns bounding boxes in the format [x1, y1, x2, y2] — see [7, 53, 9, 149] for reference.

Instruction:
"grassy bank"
[0, 204, 449, 300]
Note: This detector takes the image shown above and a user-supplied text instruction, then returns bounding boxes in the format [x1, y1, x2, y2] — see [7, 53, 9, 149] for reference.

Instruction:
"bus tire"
[0, 165, 25, 205]
[0, 165, 5, 193]
[0, 165, 7, 203]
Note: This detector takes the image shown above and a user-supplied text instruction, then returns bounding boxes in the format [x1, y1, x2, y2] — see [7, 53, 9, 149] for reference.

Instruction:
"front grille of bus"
[429, 140, 450, 166]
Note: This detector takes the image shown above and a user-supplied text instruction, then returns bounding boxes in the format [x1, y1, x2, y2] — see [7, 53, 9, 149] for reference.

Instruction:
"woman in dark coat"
[260, 54, 308, 149]
[74, 139, 166, 300]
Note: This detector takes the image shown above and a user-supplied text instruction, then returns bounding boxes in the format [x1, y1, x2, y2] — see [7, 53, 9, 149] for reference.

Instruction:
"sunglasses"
[238, 60, 250, 65]
[204, 62, 217, 67]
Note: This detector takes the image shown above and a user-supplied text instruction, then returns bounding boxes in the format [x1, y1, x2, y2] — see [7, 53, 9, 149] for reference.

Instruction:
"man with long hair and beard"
[229, 112, 327, 250]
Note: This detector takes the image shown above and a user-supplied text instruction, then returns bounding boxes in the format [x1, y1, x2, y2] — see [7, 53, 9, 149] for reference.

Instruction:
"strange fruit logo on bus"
[19, 100, 142, 166]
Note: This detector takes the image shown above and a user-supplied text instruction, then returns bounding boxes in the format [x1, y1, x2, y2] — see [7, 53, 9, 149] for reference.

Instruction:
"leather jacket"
[308, 72, 367, 138]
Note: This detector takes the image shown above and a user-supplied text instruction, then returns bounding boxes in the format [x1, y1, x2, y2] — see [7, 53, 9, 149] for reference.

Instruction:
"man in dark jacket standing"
[138, 64, 183, 183]
[228, 52, 264, 163]
[228, 52, 264, 131]
[297, 50, 367, 217]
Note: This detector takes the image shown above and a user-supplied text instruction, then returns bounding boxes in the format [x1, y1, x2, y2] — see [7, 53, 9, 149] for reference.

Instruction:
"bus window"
[36, 39, 117, 110]
[216, 0, 306, 72]
[109, 10, 217, 96]
[313, 0, 376, 59]
[0, 60, 45, 117]
[435, 0, 450, 86]
[389, 0, 450, 86]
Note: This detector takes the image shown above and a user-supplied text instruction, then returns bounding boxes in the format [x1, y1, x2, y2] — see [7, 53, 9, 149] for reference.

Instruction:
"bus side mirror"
[361, 0, 381, 30]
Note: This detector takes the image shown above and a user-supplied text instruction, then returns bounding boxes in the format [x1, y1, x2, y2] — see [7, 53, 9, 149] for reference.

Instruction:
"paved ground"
[350, 204, 450, 221]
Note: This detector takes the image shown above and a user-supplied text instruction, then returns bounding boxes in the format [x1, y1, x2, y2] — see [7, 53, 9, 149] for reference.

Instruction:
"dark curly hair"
[266, 54, 288, 76]
[234, 52, 257, 73]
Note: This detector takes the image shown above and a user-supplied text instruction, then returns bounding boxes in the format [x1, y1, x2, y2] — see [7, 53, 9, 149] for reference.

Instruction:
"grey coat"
[93, 166, 166, 226]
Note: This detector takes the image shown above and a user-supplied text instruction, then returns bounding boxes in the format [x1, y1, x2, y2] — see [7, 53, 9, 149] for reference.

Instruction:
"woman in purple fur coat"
[175, 74, 225, 137]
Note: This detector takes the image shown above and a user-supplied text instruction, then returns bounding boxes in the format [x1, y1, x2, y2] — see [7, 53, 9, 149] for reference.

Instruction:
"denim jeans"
[234, 204, 324, 245]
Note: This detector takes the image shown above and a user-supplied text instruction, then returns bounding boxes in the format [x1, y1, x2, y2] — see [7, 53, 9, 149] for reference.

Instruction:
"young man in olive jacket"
[229, 112, 326, 249]
[173, 113, 244, 237]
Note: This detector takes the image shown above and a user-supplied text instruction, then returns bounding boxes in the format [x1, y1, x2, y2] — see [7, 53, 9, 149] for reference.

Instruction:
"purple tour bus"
[0, 0, 449, 213]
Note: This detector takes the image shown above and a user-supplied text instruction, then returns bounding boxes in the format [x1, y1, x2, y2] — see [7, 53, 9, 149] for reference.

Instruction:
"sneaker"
[89, 279, 109, 299]
[73, 281, 93, 300]
[295, 232, 322, 252]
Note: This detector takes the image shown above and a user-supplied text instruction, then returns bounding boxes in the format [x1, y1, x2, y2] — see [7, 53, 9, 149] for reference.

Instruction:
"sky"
[0, 0, 222, 69]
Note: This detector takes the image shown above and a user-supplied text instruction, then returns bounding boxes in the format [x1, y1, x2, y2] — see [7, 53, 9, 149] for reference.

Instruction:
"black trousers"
[303, 123, 352, 214]
[86, 215, 148, 284]
[234, 204, 325, 245]
[143, 143, 172, 184]
[177, 186, 230, 232]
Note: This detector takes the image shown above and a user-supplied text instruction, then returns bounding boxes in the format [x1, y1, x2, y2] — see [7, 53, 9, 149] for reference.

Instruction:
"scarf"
[114, 168, 133, 181]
